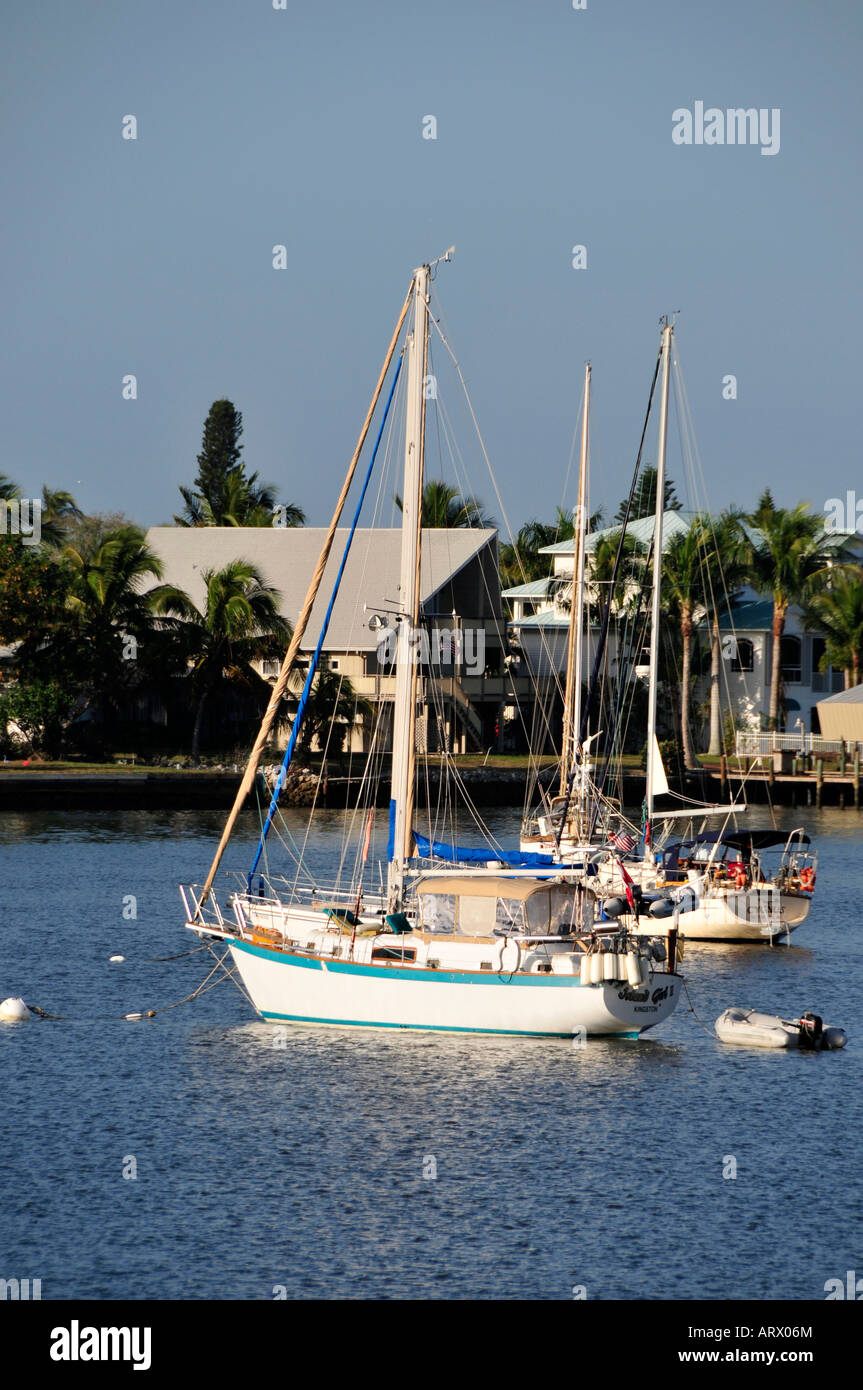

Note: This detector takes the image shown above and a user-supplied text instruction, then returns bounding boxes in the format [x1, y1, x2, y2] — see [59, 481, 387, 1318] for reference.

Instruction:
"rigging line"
[248, 351, 405, 887]
[199, 279, 415, 908]
[428, 308, 573, 707]
[670, 348, 759, 753]
[431, 380, 569, 762]
[560, 342, 663, 846]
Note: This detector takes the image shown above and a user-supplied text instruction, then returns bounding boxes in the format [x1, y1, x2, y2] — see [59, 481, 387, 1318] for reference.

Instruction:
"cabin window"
[730, 638, 753, 673]
[261, 659, 280, 678]
[524, 892, 551, 935]
[458, 895, 497, 936]
[420, 894, 456, 933]
[495, 897, 525, 932]
[780, 635, 802, 684]
[547, 884, 581, 934]
[371, 945, 417, 962]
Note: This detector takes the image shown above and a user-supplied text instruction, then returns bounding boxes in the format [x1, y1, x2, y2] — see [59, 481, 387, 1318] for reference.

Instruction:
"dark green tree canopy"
[615, 466, 682, 523]
[176, 398, 305, 529]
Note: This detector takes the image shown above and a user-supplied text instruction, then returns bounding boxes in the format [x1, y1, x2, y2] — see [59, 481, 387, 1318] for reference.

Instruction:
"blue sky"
[2, 0, 861, 533]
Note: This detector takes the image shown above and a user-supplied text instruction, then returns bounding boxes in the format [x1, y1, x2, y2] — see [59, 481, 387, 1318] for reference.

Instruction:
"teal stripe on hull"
[260, 1010, 641, 1039]
[232, 938, 590, 987]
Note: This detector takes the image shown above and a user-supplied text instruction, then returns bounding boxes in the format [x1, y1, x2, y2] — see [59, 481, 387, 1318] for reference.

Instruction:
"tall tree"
[802, 567, 863, 688]
[748, 492, 826, 728]
[615, 466, 682, 523]
[661, 515, 719, 768]
[499, 520, 561, 588]
[0, 537, 71, 645]
[176, 398, 304, 528]
[151, 560, 290, 758]
[291, 666, 372, 758]
[53, 526, 177, 720]
[395, 479, 494, 529]
[702, 510, 752, 754]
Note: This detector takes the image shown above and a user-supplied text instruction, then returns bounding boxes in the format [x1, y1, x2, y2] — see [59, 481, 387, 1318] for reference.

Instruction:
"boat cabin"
[659, 829, 811, 884]
[414, 875, 589, 937]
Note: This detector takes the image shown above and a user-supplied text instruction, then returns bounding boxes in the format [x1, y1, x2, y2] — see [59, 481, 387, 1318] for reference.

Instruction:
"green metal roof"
[717, 599, 774, 631]
[539, 509, 699, 555]
[500, 577, 556, 599]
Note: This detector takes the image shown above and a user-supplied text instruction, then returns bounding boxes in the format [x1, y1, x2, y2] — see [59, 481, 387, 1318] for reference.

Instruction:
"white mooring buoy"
[109, 955, 125, 963]
[0, 996, 33, 1022]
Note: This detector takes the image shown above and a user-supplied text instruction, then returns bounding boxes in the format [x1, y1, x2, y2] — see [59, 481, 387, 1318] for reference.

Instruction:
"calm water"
[1, 804, 860, 1301]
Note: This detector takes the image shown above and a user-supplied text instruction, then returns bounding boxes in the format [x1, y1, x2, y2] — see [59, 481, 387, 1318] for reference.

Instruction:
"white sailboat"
[179, 258, 683, 1037]
[519, 319, 817, 942]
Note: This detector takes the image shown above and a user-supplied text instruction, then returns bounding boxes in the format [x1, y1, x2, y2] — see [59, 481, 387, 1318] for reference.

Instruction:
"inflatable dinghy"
[716, 1007, 846, 1051]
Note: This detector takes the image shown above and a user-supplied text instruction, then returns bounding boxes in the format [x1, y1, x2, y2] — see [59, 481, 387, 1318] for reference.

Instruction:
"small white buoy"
[109, 954, 125, 963]
[0, 996, 33, 1022]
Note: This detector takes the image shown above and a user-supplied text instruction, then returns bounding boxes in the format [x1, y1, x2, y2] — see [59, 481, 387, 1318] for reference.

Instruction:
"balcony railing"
[735, 732, 861, 757]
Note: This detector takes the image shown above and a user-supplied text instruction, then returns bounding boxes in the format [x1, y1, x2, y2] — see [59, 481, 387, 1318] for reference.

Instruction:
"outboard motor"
[798, 1011, 823, 1050]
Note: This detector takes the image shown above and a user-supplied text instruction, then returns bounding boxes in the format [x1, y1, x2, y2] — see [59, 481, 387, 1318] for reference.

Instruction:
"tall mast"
[560, 362, 591, 802]
[645, 317, 673, 839]
[388, 264, 429, 910]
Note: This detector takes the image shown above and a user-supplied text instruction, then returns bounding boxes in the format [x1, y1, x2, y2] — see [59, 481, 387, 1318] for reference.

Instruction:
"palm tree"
[59, 525, 176, 718]
[748, 491, 826, 728]
[661, 515, 714, 768]
[499, 520, 560, 589]
[586, 528, 640, 618]
[39, 486, 84, 548]
[701, 510, 752, 754]
[151, 560, 291, 758]
[291, 666, 372, 759]
[395, 479, 494, 529]
[177, 469, 304, 528]
[802, 567, 863, 688]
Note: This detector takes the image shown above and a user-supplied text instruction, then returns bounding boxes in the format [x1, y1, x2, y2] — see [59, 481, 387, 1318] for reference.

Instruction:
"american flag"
[608, 829, 637, 854]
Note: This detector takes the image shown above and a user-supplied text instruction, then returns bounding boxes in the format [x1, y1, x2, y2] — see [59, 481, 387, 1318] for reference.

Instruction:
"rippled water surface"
[1, 805, 860, 1300]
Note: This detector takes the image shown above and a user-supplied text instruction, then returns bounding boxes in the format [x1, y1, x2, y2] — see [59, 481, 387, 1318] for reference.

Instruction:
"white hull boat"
[180, 259, 684, 1041]
[516, 321, 819, 947]
[225, 933, 678, 1038]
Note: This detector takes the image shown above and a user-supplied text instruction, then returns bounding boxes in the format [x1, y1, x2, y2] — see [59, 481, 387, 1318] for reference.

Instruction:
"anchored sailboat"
[518, 319, 818, 942]
[179, 258, 683, 1036]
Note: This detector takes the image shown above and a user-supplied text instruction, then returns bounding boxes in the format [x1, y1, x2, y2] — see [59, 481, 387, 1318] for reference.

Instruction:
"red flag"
[617, 857, 636, 914]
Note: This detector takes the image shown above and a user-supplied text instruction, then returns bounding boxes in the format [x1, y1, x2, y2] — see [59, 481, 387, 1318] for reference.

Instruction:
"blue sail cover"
[412, 831, 558, 869]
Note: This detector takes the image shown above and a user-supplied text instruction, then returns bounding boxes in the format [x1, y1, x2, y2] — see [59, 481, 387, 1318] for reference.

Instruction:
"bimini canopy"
[414, 875, 586, 937]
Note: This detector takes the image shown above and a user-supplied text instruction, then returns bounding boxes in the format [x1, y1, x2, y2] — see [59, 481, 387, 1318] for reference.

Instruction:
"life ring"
[799, 866, 816, 892]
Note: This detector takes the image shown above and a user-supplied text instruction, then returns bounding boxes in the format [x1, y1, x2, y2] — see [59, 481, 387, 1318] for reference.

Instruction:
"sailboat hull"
[632, 890, 812, 943]
[227, 938, 680, 1038]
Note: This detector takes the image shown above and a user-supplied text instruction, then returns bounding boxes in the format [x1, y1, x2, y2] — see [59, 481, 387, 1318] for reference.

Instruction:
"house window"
[329, 658, 340, 672]
[262, 660, 279, 678]
[811, 637, 845, 693]
[780, 635, 802, 684]
[730, 638, 754, 672]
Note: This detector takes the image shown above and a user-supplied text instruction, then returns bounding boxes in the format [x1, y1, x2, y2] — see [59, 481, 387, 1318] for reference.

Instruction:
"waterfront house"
[144, 526, 531, 755]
